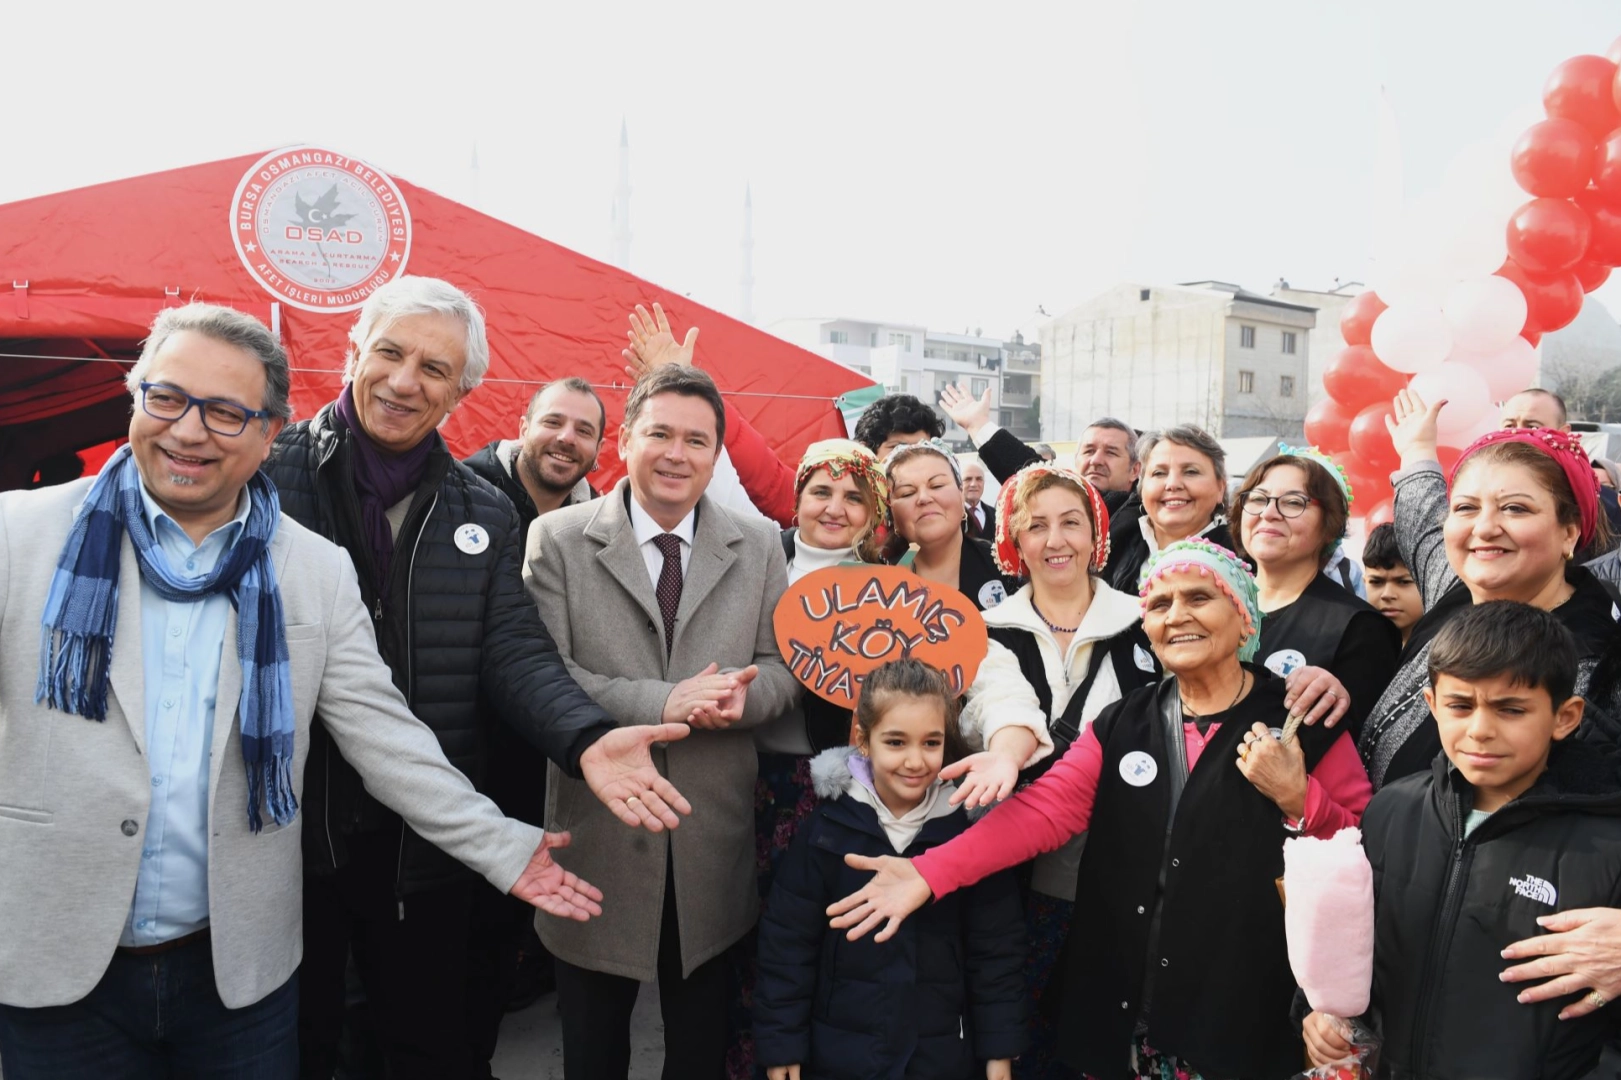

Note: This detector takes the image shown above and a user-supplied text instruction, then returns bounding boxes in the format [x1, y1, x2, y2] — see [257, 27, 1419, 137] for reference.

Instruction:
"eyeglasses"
[139, 382, 272, 437]
[1239, 491, 1316, 518]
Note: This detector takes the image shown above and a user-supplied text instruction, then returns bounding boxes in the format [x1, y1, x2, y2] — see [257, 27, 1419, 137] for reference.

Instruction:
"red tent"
[0, 147, 871, 490]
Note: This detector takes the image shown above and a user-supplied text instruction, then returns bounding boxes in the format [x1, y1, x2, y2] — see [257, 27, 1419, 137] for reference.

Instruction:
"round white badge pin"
[978, 580, 1007, 609]
[1120, 751, 1158, 787]
[1264, 649, 1307, 679]
[454, 523, 490, 555]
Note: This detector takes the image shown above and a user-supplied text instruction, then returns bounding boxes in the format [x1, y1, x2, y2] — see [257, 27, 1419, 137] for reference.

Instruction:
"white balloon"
[1453, 334, 1539, 403]
[1409, 362, 1493, 439]
[1371, 304, 1454, 374]
[1443, 276, 1529, 352]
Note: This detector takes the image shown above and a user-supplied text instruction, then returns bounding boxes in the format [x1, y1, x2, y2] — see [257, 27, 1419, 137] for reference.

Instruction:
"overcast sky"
[7, 1, 1621, 339]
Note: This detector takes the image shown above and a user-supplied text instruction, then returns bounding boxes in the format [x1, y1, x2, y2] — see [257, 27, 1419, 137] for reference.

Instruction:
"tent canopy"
[0, 148, 872, 490]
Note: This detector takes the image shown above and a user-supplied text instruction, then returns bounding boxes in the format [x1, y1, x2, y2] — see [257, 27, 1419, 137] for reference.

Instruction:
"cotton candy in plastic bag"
[1283, 826, 1374, 1016]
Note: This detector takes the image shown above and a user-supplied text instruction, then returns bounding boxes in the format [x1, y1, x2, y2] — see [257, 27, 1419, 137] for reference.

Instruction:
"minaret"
[610, 120, 632, 269]
[739, 184, 755, 324]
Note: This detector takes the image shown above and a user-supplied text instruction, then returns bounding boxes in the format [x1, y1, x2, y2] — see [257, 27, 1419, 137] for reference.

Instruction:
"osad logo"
[231, 146, 412, 313]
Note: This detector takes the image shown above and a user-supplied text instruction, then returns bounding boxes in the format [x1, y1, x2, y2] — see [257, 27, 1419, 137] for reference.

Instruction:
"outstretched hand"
[579, 723, 694, 831]
[509, 831, 604, 920]
[826, 853, 931, 942]
[623, 302, 698, 379]
[939, 382, 993, 439]
[941, 751, 1019, 809]
[1384, 387, 1445, 469]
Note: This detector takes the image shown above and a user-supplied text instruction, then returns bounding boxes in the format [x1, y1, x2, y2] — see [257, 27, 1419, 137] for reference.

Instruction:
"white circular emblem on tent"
[1264, 648, 1308, 678]
[1120, 751, 1158, 787]
[454, 524, 489, 555]
[978, 581, 1007, 609]
[231, 146, 412, 313]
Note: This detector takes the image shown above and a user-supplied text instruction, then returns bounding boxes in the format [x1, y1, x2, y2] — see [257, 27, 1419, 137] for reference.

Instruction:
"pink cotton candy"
[1283, 827, 1374, 1016]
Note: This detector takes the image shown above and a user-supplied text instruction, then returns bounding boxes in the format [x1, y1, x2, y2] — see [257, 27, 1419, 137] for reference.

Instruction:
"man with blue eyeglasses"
[0, 303, 686, 1079]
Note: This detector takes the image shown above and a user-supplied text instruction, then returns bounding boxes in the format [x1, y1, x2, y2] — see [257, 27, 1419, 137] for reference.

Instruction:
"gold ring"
[626, 796, 642, 806]
[1589, 990, 1608, 1008]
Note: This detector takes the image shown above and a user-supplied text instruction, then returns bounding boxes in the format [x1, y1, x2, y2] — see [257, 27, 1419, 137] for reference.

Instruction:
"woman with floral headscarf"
[883, 439, 1019, 611]
[940, 463, 1161, 1079]
[1230, 445, 1401, 740]
[827, 540, 1373, 1079]
[1357, 390, 1619, 790]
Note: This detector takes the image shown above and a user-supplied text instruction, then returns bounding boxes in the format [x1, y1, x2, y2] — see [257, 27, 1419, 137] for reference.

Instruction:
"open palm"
[623, 302, 699, 378]
[510, 831, 605, 920]
[580, 723, 695, 831]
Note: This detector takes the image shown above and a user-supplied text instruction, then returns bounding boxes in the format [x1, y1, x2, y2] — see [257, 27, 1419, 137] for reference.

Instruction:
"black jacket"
[753, 749, 1027, 1078]
[1361, 742, 1621, 1080]
[264, 406, 615, 893]
[462, 439, 597, 539]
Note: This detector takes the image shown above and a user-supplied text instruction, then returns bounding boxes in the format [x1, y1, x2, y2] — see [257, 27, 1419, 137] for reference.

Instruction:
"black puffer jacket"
[265, 406, 615, 893]
[753, 748, 1027, 1079]
[1361, 742, 1621, 1080]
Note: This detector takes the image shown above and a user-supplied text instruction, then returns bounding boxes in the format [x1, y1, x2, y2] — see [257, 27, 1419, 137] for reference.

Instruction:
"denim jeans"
[0, 934, 298, 1079]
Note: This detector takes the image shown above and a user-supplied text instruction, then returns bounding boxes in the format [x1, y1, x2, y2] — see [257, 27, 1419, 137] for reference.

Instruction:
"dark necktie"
[653, 533, 684, 654]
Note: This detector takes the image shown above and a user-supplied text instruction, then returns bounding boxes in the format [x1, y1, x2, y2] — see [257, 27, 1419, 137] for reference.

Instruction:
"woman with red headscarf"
[1358, 389, 1618, 789]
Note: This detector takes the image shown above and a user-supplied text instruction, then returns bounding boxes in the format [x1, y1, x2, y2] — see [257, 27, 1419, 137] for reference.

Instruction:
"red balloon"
[1545, 55, 1621, 139]
[1323, 345, 1407, 412]
[1506, 197, 1592, 274]
[1522, 327, 1544, 347]
[1332, 450, 1391, 510]
[1576, 187, 1621, 263]
[1575, 257, 1612, 292]
[1363, 498, 1395, 529]
[1436, 445, 1466, 474]
[1349, 402, 1400, 473]
[1593, 128, 1621, 207]
[1304, 398, 1356, 455]
[1512, 119, 1596, 197]
[1338, 291, 1387, 348]
[1497, 258, 1584, 332]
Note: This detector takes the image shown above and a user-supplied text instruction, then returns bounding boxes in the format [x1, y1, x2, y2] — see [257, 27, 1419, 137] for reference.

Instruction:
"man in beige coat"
[526, 363, 801, 1079]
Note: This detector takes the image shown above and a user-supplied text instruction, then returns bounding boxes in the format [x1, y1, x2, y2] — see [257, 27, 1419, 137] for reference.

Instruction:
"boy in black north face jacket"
[1305, 602, 1621, 1080]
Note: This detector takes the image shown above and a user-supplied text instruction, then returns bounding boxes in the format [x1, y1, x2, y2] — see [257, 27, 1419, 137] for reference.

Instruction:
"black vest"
[1054, 673, 1339, 1079]
[986, 623, 1160, 783]
[1253, 571, 1368, 678]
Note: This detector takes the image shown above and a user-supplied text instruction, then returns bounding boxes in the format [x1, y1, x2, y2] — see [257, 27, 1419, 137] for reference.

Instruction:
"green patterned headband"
[1275, 443, 1353, 507]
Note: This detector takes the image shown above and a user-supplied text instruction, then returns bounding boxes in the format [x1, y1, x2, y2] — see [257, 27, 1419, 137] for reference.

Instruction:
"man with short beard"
[461, 377, 607, 1071]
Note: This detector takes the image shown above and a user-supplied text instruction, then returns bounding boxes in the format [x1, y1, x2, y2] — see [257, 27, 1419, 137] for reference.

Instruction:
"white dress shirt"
[627, 493, 696, 588]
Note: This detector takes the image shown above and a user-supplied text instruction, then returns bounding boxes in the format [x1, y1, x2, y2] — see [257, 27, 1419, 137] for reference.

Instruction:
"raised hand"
[623, 302, 699, 380]
[939, 382, 993, 439]
[940, 750, 1019, 810]
[1384, 387, 1445, 468]
[509, 831, 604, 920]
[579, 723, 694, 831]
[826, 853, 931, 942]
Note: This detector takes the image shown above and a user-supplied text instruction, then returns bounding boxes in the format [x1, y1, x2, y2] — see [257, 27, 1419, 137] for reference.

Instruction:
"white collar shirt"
[628, 492, 697, 589]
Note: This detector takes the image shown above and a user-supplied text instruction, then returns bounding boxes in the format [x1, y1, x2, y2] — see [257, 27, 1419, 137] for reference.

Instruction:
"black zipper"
[393, 491, 439, 919]
[1408, 789, 1472, 1070]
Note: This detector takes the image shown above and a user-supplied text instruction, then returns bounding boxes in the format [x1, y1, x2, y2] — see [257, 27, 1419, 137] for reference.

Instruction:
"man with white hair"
[262, 276, 693, 1078]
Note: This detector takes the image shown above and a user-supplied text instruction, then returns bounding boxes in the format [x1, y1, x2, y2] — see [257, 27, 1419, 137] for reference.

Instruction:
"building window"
[828, 330, 848, 345]
[1240, 325, 1256, 349]
[888, 332, 913, 351]
[1281, 330, 1297, 354]
[971, 378, 989, 397]
[1238, 370, 1255, 394]
[1140, 288, 1151, 301]
[1280, 375, 1295, 398]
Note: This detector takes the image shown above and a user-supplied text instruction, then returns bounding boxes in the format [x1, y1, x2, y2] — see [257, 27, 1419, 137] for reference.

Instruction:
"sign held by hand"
[773, 565, 988, 707]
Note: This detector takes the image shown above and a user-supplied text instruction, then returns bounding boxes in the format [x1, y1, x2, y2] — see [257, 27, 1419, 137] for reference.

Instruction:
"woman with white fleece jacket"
[944, 463, 1160, 1080]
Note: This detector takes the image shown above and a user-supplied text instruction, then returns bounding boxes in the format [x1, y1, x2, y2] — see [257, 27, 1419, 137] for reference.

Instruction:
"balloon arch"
[1307, 37, 1621, 527]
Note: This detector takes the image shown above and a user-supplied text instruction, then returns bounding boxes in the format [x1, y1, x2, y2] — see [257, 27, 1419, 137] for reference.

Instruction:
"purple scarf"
[332, 385, 436, 595]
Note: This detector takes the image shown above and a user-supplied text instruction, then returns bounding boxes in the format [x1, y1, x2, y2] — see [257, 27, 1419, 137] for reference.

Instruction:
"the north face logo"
[1509, 874, 1558, 905]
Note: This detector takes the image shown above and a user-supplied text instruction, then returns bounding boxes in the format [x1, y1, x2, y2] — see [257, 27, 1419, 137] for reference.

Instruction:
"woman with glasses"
[1230, 446, 1401, 740]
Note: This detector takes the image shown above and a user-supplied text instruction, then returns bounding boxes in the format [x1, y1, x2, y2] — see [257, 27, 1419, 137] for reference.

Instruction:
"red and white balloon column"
[1310, 37, 1621, 529]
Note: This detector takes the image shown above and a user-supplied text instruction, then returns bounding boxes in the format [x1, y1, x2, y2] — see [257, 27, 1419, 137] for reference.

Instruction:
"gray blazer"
[0, 479, 543, 1009]
[525, 481, 800, 980]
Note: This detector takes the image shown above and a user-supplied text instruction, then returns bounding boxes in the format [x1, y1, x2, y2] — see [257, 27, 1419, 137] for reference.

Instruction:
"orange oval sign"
[774, 565, 989, 707]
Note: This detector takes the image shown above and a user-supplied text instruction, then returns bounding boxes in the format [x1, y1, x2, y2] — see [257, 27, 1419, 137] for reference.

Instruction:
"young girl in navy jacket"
[753, 659, 1028, 1080]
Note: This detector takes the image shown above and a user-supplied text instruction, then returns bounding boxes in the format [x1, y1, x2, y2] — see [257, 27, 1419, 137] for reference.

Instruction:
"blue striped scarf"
[35, 444, 297, 832]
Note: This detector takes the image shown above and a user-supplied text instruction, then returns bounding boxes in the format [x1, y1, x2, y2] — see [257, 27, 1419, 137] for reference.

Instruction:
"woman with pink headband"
[1358, 389, 1618, 790]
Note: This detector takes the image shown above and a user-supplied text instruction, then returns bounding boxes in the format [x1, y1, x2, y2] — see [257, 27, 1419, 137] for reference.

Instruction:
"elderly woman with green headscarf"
[826, 540, 1373, 1080]
[1230, 445, 1401, 741]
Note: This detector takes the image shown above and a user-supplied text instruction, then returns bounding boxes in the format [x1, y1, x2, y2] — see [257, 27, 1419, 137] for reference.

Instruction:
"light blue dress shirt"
[119, 485, 250, 947]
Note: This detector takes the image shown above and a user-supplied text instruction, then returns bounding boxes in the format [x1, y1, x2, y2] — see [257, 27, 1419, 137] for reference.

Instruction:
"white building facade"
[1038, 281, 1316, 441]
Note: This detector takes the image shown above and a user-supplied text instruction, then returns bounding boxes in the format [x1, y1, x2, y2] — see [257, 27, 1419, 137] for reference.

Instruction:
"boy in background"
[1362, 523, 1423, 649]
